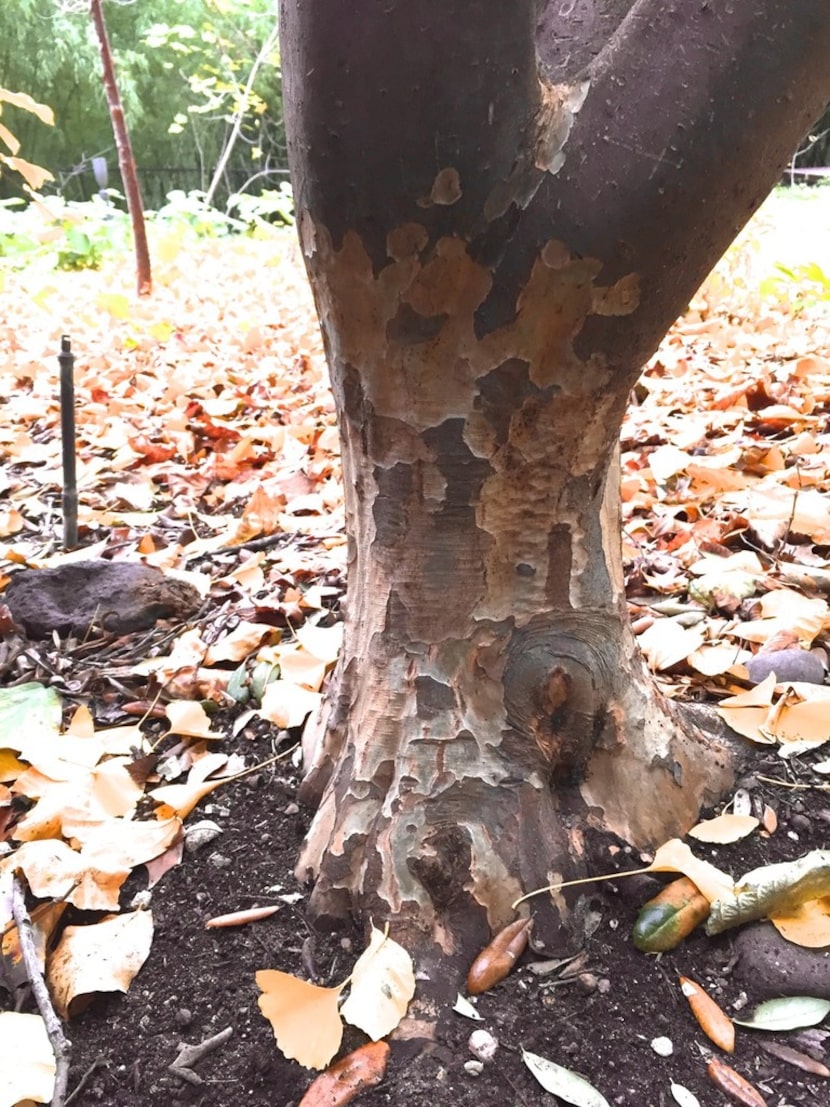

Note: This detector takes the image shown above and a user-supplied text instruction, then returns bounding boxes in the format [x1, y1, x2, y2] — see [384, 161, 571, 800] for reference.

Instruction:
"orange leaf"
[707, 1056, 768, 1107]
[680, 976, 735, 1052]
[298, 1041, 390, 1107]
[466, 917, 533, 995]
[256, 970, 344, 1070]
[205, 905, 280, 929]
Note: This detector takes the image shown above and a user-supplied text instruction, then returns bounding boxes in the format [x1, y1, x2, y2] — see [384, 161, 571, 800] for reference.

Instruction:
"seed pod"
[680, 976, 735, 1052]
[706, 1057, 768, 1107]
[298, 1041, 390, 1107]
[632, 877, 711, 952]
[466, 917, 533, 995]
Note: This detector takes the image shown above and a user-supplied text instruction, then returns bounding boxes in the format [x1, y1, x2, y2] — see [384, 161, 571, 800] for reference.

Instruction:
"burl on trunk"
[279, 0, 830, 971]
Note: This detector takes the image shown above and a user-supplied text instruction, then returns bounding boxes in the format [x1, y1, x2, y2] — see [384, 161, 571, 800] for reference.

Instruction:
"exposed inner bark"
[280, 0, 830, 989]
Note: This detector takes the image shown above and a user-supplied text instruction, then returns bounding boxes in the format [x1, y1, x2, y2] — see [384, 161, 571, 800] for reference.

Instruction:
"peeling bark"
[280, 0, 830, 984]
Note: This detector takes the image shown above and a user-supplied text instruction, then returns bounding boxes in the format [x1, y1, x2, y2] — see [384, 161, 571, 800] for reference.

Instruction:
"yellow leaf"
[148, 776, 228, 819]
[638, 620, 706, 671]
[0, 1012, 56, 1104]
[294, 622, 344, 665]
[276, 646, 328, 692]
[0, 748, 27, 781]
[66, 704, 95, 738]
[205, 622, 275, 664]
[47, 911, 154, 1018]
[96, 292, 132, 320]
[648, 839, 734, 903]
[256, 970, 344, 1069]
[688, 813, 759, 844]
[340, 926, 416, 1040]
[0, 89, 54, 125]
[771, 896, 830, 948]
[4, 155, 54, 190]
[258, 680, 322, 728]
[164, 700, 223, 740]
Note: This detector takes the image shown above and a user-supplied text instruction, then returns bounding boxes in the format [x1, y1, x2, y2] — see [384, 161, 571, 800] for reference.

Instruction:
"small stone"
[463, 1061, 484, 1077]
[207, 852, 230, 868]
[468, 1029, 498, 1063]
[184, 821, 223, 853]
[577, 972, 599, 994]
[175, 1009, 193, 1028]
[746, 648, 825, 686]
[130, 890, 152, 911]
[651, 1036, 673, 1057]
[284, 802, 300, 815]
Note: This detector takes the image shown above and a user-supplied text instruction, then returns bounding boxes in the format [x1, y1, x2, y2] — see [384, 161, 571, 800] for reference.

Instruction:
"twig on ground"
[64, 1056, 110, 1106]
[169, 1026, 234, 1085]
[11, 874, 72, 1107]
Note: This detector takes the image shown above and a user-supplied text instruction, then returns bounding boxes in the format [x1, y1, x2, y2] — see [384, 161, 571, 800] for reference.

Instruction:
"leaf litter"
[0, 207, 828, 1104]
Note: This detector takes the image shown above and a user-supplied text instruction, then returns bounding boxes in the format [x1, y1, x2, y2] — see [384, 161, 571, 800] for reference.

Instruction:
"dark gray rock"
[4, 559, 202, 638]
[734, 922, 830, 999]
[745, 648, 826, 686]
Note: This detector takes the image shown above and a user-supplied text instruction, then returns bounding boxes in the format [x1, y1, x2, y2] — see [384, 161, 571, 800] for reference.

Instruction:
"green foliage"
[761, 261, 830, 311]
[0, 183, 293, 271]
[0, 1, 284, 208]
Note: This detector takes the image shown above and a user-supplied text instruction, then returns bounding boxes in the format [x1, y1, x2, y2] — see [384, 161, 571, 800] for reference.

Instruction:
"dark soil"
[51, 733, 829, 1107]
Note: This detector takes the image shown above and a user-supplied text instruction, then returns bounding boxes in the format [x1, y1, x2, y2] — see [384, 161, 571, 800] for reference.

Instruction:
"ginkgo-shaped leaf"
[0, 1012, 56, 1105]
[258, 680, 322, 729]
[769, 895, 830, 948]
[688, 813, 759, 844]
[340, 926, 415, 1040]
[164, 700, 224, 740]
[648, 839, 734, 903]
[256, 971, 344, 1070]
[47, 910, 154, 1018]
[523, 1049, 610, 1107]
[734, 995, 830, 1032]
[707, 850, 830, 936]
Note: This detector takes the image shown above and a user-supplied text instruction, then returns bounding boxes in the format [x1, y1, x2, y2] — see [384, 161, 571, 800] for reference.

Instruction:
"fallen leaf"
[258, 680, 322, 728]
[770, 895, 830, 948]
[0, 1011, 56, 1105]
[47, 910, 154, 1018]
[688, 813, 759, 844]
[256, 971, 344, 1070]
[647, 839, 734, 903]
[734, 995, 830, 1032]
[164, 700, 223, 740]
[340, 926, 416, 1040]
[205, 905, 280, 928]
[706, 1056, 768, 1107]
[632, 877, 711, 952]
[297, 1041, 390, 1107]
[679, 976, 735, 1052]
[707, 850, 830, 937]
[466, 917, 533, 995]
[522, 1049, 611, 1107]
[757, 1038, 830, 1077]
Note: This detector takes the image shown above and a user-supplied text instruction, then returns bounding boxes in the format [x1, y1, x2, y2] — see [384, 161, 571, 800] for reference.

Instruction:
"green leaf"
[0, 682, 61, 751]
[733, 996, 830, 1032]
[523, 1050, 610, 1107]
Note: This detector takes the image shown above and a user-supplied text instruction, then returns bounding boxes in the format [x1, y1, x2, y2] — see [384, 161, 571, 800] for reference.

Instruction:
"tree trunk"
[90, 0, 152, 297]
[280, 0, 830, 977]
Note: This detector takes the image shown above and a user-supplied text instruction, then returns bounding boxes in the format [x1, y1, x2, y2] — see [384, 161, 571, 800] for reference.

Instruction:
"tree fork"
[281, 0, 830, 974]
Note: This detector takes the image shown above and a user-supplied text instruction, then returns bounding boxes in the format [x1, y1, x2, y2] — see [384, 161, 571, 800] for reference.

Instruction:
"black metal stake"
[58, 335, 78, 549]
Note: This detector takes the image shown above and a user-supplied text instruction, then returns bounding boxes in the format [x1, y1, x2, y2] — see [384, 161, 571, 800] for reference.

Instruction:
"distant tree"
[89, 0, 151, 295]
[281, 0, 830, 994]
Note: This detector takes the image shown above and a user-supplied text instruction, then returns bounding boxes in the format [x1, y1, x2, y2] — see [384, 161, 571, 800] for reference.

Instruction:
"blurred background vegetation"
[0, 0, 284, 210]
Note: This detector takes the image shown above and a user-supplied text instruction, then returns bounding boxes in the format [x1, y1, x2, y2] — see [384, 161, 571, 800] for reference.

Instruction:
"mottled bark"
[280, 0, 830, 978]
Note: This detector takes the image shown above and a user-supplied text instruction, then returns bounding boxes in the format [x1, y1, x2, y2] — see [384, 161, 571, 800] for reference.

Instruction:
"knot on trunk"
[503, 612, 619, 778]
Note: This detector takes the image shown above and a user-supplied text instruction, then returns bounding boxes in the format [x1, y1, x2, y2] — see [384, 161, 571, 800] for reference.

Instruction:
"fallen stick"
[169, 1025, 234, 1085]
[11, 874, 72, 1107]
